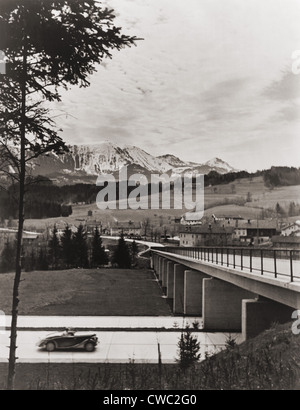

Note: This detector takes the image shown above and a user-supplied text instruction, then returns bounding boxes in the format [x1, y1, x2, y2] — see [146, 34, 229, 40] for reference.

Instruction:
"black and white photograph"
[0, 0, 300, 393]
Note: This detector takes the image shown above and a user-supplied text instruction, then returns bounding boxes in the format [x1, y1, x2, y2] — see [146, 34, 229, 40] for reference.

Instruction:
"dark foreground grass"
[1, 322, 300, 390]
[0, 268, 171, 316]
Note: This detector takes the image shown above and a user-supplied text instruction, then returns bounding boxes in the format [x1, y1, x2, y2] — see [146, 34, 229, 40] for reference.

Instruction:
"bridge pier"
[162, 259, 168, 293]
[203, 278, 254, 331]
[242, 297, 293, 341]
[158, 257, 164, 282]
[155, 255, 160, 277]
[184, 270, 207, 316]
[152, 249, 299, 340]
[153, 254, 158, 275]
[166, 261, 175, 299]
[173, 264, 185, 314]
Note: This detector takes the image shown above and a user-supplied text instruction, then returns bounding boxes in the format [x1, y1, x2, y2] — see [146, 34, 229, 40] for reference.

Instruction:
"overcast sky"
[54, 0, 300, 172]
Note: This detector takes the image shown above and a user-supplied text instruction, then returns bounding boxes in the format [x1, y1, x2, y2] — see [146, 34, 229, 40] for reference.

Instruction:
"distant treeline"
[0, 178, 73, 220]
[205, 167, 300, 188]
[204, 170, 254, 186]
[0, 193, 72, 220]
[262, 167, 300, 188]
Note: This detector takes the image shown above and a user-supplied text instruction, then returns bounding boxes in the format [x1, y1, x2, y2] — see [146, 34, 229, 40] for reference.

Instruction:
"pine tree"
[91, 227, 108, 268]
[130, 240, 139, 267]
[61, 225, 74, 268]
[0, 240, 16, 273]
[113, 233, 131, 269]
[24, 249, 36, 272]
[289, 202, 297, 217]
[176, 326, 201, 371]
[73, 224, 89, 268]
[36, 247, 48, 271]
[48, 225, 61, 270]
[275, 202, 285, 216]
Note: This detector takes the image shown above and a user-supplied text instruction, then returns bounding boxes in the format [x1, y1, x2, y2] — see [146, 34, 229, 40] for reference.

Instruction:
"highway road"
[1, 315, 203, 330]
[101, 236, 164, 249]
[0, 329, 242, 364]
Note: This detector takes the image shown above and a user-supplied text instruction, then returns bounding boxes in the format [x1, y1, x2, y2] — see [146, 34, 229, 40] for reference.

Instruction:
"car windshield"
[62, 329, 75, 336]
[45, 331, 61, 338]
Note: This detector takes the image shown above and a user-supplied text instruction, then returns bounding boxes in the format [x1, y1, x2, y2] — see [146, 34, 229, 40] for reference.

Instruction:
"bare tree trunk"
[6, 35, 27, 391]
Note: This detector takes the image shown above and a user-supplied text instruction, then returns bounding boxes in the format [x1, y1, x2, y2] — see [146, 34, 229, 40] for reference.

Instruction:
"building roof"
[272, 236, 300, 244]
[226, 219, 279, 230]
[212, 214, 243, 220]
[282, 221, 300, 230]
[182, 211, 203, 222]
[111, 221, 141, 230]
[180, 224, 234, 235]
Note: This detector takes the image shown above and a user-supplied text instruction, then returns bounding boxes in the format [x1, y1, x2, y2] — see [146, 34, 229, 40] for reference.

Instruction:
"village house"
[110, 221, 142, 237]
[48, 222, 77, 237]
[272, 236, 300, 250]
[281, 221, 300, 237]
[179, 224, 234, 247]
[212, 214, 244, 222]
[180, 211, 245, 226]
[180, 211, 203, 226]
[0, 227, 41, 252]
[226, 219, 280, 245]
[179, 217, 281, 247]
[85, 221, 103, 235]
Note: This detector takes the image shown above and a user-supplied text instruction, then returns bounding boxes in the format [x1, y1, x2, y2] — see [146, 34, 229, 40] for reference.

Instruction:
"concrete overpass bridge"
[151, 246, 300, 340]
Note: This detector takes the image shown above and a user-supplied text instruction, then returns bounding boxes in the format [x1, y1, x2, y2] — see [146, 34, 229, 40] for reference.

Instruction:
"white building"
[281, 221, 300, 237]
[180, 211, 203, 226]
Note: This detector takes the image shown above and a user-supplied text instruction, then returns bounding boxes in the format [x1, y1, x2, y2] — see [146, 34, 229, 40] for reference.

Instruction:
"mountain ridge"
[29, 142, 238, 181]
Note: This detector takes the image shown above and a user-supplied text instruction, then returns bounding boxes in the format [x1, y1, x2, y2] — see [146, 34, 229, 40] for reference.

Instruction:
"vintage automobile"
[37, 328, 98, 352]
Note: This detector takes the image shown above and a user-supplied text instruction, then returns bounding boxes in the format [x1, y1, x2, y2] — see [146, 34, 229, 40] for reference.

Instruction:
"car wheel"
[46, 341, 56, 352]
[85, 342, 95, 352]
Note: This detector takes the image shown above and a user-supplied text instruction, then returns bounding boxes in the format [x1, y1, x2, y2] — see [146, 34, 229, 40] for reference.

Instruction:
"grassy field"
[0, 269, 171, 316]
[203, 204, 262, 219]
[204, 176, 300, 209]
[21, 176, 300, 233]
[0, 321, 299, 390]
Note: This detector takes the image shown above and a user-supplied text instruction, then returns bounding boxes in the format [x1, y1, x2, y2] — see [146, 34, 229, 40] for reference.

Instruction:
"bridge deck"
[155, 247, 300, 283]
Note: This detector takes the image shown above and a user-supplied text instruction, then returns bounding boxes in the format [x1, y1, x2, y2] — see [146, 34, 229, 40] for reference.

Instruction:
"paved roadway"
[101, 236, 164, 250]
[101, 235, 164, 258]
[0, 330, 242, 364]
[0, 316, 242, 364]
[1, 316, 203, 330]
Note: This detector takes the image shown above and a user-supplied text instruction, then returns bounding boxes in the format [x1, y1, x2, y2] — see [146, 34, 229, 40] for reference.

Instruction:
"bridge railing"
[153, 246, 300, 282]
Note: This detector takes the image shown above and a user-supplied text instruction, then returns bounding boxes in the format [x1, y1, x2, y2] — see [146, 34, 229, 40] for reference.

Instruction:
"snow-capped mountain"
[29, 142, 237, 181]
[204, 157, 236, 174]
[157, 154, 188, 168]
